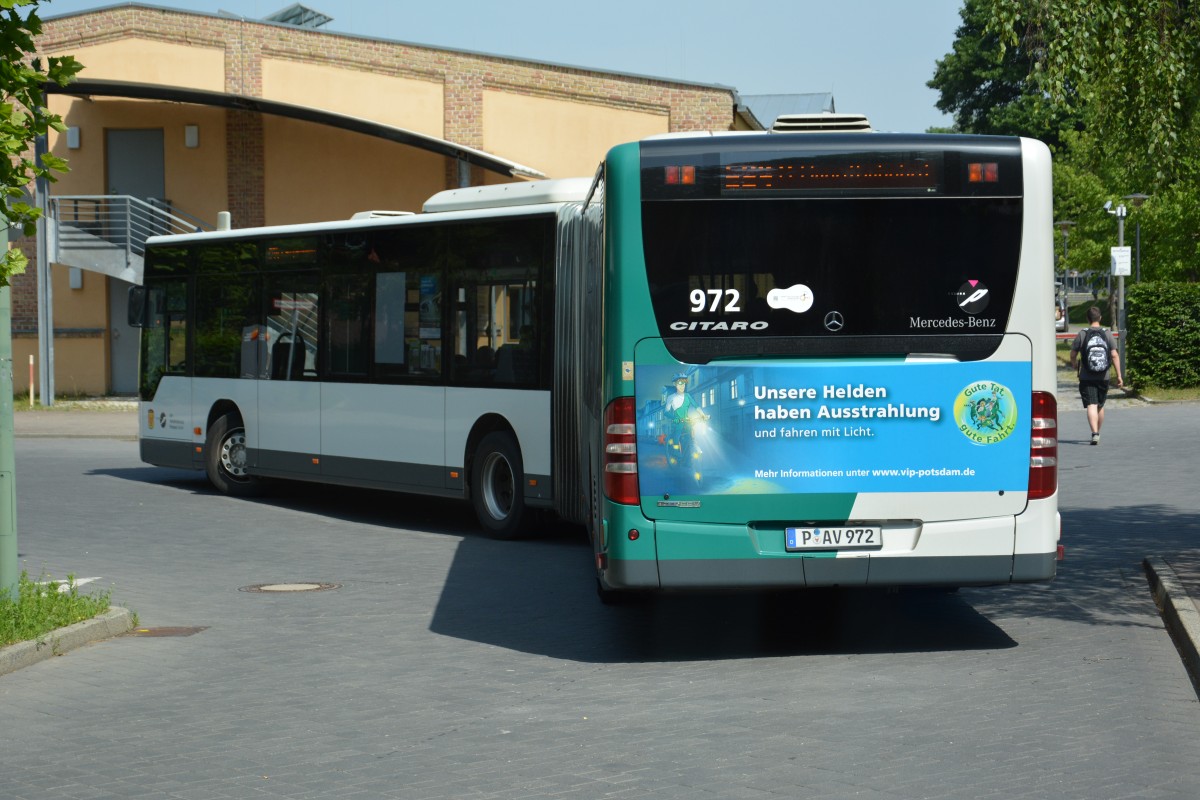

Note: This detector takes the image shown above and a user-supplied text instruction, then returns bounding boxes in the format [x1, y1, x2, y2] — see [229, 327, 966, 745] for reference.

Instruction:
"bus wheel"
[205, 413, 263, 497]
[471, 431, 525, 539]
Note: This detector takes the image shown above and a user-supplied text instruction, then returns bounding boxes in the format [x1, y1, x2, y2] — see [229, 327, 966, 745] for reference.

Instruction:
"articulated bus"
[134, 132, 1059, 599]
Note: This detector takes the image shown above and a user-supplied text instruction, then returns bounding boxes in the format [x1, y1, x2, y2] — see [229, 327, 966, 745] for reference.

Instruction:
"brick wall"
[226, 110, 265, 229]
[35, 6, 734, 141]
[10, 242, 38, 333]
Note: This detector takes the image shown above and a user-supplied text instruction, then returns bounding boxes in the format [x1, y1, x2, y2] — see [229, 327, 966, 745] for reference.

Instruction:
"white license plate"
[786, 526, 881, 551]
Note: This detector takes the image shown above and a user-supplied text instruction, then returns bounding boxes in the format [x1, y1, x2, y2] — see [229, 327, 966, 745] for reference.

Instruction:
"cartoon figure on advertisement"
[968, 393, 1004, 432]
[663, 372, 710, 487]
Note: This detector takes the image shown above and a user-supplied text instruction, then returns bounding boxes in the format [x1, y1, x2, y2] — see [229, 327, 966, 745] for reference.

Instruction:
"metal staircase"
[48, 195, 213, 284]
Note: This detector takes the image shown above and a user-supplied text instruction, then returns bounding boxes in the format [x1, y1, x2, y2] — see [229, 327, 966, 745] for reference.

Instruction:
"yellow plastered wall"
[48, 98, 229, 224]
[13, 266, 109, 397]
[482, 91, 667, 179]
[263, 117, 447, 224]
[48, 38, 225, 91]
[262, 59, 444, 138]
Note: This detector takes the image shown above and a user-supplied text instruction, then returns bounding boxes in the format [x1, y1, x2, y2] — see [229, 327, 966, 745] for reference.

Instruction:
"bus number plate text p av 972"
[785, 526, 881, 552]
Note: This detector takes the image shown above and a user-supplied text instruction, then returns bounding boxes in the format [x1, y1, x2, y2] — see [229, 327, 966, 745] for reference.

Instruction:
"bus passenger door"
[257, 277, 322, 478]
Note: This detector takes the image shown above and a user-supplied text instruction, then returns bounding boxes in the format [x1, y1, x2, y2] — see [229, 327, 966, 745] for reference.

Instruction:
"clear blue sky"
[41, 0, 965, 133]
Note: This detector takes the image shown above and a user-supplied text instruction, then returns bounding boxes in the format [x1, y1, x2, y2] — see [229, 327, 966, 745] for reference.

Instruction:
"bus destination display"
[721, 153, 940, 194]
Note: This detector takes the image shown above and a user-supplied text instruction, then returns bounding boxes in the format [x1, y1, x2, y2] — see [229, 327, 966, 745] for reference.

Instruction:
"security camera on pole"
[1104, 200, 1131, 375]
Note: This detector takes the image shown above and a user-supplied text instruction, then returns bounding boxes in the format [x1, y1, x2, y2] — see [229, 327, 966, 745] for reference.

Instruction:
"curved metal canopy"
[44, 78, 545, 179]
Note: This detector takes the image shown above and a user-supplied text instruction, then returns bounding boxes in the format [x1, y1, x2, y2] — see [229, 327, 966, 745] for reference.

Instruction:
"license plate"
[786, 525, 881, 551]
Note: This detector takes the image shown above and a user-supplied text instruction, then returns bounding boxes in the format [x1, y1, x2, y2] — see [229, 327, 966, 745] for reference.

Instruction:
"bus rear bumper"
[644, 514, 1057, 590]
[654, 553, 1052, 589]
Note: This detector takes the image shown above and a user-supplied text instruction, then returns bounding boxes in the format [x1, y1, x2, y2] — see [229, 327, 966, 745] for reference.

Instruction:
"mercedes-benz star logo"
[823, 310, 845, 332]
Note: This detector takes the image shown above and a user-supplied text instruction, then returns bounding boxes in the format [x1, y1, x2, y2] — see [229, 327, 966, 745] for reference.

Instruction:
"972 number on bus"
[690, 289, 741, 313]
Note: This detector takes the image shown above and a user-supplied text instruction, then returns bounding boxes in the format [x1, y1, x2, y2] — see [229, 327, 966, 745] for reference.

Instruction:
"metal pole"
[1135, 221, 1141, 283]
[1116, 208, 1126, 374]
[35, 133, 54, 407]
[0, 221, 18, 599]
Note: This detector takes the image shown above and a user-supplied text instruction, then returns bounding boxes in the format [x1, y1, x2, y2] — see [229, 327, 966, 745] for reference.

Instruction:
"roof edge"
[43, 78, 546, 179]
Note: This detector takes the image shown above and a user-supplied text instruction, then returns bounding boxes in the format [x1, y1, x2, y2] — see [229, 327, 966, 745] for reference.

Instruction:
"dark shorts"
[1079, 380, 1109, 408]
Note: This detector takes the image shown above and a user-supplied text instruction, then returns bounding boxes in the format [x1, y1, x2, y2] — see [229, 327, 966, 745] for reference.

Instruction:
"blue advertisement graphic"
[634, 361, 1031, 497]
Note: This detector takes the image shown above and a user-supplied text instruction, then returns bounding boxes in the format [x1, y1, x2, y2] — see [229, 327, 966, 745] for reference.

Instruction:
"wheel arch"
[207, 399, 244, 432]
[464, 413, 520, 501]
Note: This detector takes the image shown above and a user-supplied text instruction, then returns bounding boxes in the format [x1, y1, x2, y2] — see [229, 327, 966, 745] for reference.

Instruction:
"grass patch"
[12, 396, 136, 412]
[1068, 297, 1112, 326]
[0, 571, 114, 648]
[1133, 385, 1200, 403]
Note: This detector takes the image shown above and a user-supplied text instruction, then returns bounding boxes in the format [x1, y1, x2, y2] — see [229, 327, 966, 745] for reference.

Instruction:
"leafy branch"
[1, 0, 82, 285]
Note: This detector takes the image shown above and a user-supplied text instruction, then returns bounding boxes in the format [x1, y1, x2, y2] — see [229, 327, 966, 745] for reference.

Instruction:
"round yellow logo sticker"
[954, 381, 1017, 445]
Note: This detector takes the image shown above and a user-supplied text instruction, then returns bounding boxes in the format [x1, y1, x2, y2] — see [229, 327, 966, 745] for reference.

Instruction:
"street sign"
[1111, 246, 1132, 276]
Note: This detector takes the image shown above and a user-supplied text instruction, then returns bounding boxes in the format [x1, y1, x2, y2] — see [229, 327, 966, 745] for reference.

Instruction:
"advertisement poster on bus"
[634, 361, 1031, 498]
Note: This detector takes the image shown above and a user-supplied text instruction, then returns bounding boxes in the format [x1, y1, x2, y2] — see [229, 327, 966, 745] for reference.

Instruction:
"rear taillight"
[1028, 391, 1057, 500]
[603, 397, 639, 505]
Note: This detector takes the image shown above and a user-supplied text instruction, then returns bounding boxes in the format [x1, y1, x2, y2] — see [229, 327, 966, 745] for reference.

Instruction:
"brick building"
[16, 3, 753, 396]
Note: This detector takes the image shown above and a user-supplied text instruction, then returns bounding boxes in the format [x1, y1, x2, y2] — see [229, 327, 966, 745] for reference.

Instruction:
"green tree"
[935, 0, 1200, 285]
[987, 0, 1200, 191]
[928, 0, 1080, 148]
[1137, 184, 1200, 283]
[1, 0, 82, 284]
[1051, 157, 1109, 284]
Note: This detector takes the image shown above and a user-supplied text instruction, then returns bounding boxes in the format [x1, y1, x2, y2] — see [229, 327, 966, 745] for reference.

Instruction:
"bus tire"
[471, 431, 525, 539]
[205, 413, 263, 497]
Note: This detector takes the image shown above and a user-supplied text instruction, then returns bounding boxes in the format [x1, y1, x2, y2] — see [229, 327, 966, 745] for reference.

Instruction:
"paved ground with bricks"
[2, 390, 1199, 799]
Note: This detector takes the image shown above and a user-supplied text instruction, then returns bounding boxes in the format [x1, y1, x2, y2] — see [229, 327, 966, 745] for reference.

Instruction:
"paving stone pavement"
[2, 390, 1199, 799]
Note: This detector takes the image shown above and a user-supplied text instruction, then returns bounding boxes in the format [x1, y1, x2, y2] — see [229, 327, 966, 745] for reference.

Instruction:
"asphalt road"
[2, 397, 1199, 799]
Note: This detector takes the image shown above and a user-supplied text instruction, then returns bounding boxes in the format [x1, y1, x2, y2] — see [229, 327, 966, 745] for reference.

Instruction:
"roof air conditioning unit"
[350, 210, 415, 220]
[771, 113, 873, 133]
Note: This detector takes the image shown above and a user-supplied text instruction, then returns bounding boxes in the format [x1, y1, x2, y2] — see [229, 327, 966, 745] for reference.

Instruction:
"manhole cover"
[238, 582, 341, 593]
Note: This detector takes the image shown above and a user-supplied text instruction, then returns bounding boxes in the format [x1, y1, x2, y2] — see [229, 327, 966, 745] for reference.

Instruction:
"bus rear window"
[640, 196, 1022, 358]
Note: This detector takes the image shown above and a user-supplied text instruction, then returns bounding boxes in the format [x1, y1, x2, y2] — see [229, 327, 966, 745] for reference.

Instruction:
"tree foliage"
[987, 0, 1200, 191]
[931, 0, 1200, 286]
[1, 0, 82, 285]
[1136, 184, 1200, 283]
[928, 0, 1080, 149]
[1049, 157, 1109, 283]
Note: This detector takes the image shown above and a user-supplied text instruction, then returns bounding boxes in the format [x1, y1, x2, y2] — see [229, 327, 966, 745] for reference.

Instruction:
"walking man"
[1069, 306, 1124, 445]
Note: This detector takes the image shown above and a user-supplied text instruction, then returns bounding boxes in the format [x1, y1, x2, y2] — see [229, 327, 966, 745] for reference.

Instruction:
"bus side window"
[373, 270, 442, 379]
[195, 273, 261, 379]
[447, 218, 547, 386]
[139, 281, 187, 399]
[265, 278, 319, 381]
[326, 274, 370, 378]
[165, 282, 188, 375]
[366, 226, 442, 381]
[374, 271, 407, 374]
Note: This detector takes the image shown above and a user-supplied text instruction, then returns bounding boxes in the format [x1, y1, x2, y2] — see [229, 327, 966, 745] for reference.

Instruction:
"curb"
[0, 607, 135, 677]
[1145, 557, 1200, 692]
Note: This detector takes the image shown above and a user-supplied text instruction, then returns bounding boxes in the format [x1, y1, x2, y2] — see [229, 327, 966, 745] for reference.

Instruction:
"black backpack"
[1083, 330, 1110, 373]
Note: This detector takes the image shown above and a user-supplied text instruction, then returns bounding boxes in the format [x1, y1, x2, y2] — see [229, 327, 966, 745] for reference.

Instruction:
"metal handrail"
[49, 194, 213, 262]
